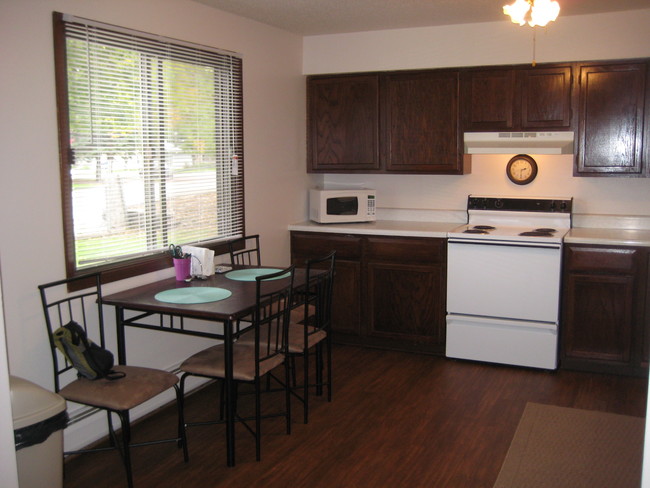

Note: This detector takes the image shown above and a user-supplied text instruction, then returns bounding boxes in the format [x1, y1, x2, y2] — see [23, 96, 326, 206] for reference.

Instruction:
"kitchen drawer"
[290, 231, 362, 260]
[565, 245, 639, 273]
[366, 236, 445, 264]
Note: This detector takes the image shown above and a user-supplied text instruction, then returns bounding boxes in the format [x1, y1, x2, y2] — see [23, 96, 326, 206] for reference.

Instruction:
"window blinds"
[59, 14, 243, 270]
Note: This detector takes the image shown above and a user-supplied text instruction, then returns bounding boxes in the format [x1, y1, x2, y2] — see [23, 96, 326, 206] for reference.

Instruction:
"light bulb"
[503, 0, 560, 27]
[503, 0, 531, 26]
[529, 0, 560, 27]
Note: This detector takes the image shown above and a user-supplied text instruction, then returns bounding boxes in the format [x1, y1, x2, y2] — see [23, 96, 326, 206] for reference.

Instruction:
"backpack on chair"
[53, 320, 125, 380]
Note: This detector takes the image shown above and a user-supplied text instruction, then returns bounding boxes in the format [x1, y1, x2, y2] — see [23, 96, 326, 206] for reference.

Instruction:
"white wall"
[321, 155, 650, 223]
[303, 9, 650, 223]
[0, 264, 19, 488]
[304, 9, 650, 73]
[0, 0, 309, 450]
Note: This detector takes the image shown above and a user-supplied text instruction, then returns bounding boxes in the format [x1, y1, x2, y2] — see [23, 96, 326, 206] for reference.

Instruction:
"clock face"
[506, 154, 538, 185]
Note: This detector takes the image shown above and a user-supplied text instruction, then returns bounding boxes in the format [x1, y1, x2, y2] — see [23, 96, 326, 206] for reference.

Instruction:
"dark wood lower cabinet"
[290, 231, 363, 339]
[561, 244, 649, 376]
[364, 236, 446, 353]
[644, 255, 650, 368]
[290, 231, 447, 354]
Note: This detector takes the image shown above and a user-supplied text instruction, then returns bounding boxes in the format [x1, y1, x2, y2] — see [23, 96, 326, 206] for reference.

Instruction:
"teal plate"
[225, 268, 288, 282]
[154, 287, 232, 304]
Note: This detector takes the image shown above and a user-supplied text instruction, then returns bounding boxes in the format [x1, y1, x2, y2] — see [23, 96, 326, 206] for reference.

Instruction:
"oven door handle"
[447, 239, 562, 250]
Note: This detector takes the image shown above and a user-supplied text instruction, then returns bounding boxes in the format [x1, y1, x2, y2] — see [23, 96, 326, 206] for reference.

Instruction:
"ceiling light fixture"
[503, 0, 560, 27]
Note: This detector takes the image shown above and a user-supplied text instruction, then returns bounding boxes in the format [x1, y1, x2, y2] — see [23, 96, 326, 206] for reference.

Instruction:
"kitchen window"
[53, 12, 244, 284]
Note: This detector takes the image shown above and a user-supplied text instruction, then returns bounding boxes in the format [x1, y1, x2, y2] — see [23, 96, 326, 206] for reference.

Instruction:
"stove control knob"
[494, 199, 504, 209]
[560, 201, 568, 211]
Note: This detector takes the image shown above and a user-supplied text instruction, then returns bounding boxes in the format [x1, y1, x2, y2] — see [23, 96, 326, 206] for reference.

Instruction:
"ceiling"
[193, 0, 650, 35]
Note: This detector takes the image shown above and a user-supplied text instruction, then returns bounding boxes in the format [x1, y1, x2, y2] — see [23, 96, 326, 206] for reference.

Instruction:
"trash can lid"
[9, 376, 66, 430]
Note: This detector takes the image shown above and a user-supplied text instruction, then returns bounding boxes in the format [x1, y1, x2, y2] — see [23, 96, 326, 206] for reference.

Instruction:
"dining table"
[101, 264, 309, 467]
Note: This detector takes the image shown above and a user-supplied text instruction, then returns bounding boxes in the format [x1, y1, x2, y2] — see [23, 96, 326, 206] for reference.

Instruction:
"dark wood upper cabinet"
[308, 70, 467, 174]
[308, 58, 649, 177]
[381, 70, 463, 174]
[519, 66, 573, 129]
[307, 74, 380, 172]
[460, 68, 516, 131]
[460, 65, 573, 132]
[576, 61, 648, 176]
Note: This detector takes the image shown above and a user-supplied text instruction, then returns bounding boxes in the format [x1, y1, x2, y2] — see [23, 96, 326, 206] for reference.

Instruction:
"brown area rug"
[494, 402, 645, 488]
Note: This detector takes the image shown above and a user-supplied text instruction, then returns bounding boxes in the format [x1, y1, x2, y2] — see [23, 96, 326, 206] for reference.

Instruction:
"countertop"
[288, 220, 460, 238]
[289, 219, 650, 247]
[565, 228, 650, 247]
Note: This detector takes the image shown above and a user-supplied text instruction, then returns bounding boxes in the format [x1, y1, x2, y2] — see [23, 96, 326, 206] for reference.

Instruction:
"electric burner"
[519, 231, 554, 237]
[447, 195, 573, 245]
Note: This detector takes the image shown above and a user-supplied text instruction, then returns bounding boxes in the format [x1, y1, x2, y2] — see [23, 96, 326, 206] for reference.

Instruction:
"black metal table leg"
[224, 317, 235, 467]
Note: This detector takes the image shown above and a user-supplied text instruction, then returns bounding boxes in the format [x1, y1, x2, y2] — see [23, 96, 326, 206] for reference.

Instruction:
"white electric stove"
[446, 195, 573, 370]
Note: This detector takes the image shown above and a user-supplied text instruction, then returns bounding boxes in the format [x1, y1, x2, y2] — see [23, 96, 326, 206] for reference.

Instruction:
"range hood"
[464, 131, 574, 155]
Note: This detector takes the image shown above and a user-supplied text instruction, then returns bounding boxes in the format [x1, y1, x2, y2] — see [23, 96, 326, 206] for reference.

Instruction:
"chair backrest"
[229, 234, 261, 266]
[252, 266, 295, 373]
[38, 273, 104, 392]
[302, 251, 336, 335]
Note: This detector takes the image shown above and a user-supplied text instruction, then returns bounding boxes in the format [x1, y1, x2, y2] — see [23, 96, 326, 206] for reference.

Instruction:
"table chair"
[38, 273, 188, 488]
[288, 251, 335, 423]
[238, 251, 335, 424]
[178, 265, 295, 463]
[229, 234, 261, 266]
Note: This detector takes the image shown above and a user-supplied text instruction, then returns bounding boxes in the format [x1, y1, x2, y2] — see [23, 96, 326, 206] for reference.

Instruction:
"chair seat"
[287, 325, 326, 354]
[59, 365, 178, 412]
[238, 323, 327, 354]
[290, 304, 315, 324]
[180, 343, 285, 382]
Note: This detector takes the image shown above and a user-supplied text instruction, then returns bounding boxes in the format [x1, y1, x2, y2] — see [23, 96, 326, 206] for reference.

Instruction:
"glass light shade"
[530, 0, 560, 27]
[503, 0, 531, 26]
[503, 0, 560, 27]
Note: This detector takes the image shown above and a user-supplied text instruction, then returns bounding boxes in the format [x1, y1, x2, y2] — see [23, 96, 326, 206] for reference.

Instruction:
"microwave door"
[327, 197, 358, 216]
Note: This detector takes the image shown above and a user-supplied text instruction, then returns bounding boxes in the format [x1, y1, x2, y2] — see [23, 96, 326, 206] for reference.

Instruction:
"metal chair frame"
[38, 273, 188, 488]
[228, 234, 262, 266]
[179, 265, 295, 463]
[290, 251, 335, 423]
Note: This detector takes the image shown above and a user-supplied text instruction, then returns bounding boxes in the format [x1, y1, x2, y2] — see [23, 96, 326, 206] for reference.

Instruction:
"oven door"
[447, 239, 562, 323]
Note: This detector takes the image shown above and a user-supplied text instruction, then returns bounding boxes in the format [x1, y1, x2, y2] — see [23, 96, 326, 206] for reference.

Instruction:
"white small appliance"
[309, 189, 376, 224]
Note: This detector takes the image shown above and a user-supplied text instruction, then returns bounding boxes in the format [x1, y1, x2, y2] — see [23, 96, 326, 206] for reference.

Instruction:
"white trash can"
[10, 376, 67, 488]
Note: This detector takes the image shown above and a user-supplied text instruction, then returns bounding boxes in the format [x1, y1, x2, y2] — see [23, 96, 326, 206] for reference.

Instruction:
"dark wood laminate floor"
[62, 345, 648, 488]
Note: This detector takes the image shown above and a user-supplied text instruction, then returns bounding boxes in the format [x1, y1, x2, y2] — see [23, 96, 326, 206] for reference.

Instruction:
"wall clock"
[506, 154, 538, 185]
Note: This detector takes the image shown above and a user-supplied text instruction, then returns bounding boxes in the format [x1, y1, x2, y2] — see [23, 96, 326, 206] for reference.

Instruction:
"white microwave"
[309, 189, 376, 224]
